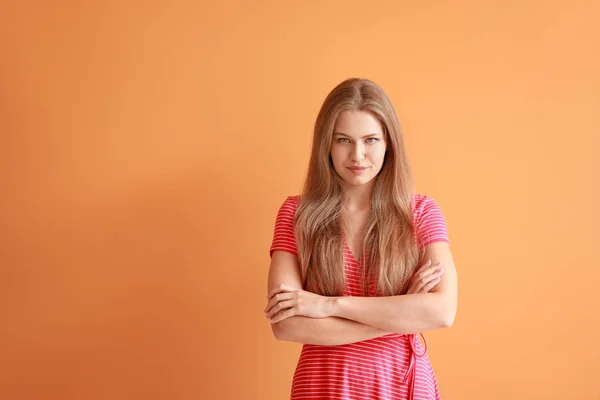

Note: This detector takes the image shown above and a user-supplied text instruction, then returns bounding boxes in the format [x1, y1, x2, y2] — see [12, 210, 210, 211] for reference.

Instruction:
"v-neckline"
[343, 238, 361, 263]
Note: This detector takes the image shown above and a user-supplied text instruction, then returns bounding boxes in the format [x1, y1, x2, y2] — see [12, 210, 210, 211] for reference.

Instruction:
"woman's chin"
[342, 174, 374, 187]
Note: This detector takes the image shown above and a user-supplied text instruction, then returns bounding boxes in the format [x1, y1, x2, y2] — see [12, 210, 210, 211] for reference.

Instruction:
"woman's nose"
[350, 143, 365, 161]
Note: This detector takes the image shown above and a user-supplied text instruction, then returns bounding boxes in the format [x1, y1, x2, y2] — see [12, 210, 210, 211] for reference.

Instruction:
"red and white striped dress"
[269, 194, 450, 400]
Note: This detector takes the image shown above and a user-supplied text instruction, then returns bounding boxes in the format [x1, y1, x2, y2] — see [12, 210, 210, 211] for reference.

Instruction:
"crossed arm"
[265, 241, 458, 346]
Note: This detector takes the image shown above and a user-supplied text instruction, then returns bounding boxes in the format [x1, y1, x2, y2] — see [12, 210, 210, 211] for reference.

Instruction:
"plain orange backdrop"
[1, 1, 599, 399]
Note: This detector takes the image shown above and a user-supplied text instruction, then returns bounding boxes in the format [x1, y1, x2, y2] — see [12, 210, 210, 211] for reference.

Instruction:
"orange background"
[1, 1, 599, 399]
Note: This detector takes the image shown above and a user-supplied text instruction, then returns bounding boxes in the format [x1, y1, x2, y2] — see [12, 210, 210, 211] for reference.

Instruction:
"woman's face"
[330, 110, 387, 188]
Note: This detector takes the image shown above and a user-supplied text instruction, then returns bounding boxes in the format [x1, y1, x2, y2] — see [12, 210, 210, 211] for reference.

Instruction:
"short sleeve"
[413, 195, 450, 250]
[269, 196, 299, 258]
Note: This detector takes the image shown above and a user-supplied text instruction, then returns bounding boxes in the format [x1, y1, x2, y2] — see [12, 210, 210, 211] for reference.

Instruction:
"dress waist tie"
[403, 333, 428, 400]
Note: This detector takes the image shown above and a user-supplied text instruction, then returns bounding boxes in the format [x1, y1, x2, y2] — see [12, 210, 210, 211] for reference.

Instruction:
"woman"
[264, 78, 458, 400]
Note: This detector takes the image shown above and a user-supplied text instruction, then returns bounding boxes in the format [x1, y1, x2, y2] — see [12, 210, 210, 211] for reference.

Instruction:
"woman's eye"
[336, 137, 379, 143]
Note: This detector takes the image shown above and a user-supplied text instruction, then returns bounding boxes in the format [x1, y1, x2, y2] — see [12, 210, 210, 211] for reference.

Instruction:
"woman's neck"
[342, 182, 374, 212]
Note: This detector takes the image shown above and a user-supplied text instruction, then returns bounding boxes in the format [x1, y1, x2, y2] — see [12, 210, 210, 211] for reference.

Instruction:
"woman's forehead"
[334, 110, 384, 136]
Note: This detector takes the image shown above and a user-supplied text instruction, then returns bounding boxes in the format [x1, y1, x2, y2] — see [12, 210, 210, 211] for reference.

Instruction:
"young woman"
[264, 78, 458, 400]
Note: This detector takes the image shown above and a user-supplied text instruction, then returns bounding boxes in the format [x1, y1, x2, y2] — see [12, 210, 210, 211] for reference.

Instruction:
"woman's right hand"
[406, 259, 444, 294]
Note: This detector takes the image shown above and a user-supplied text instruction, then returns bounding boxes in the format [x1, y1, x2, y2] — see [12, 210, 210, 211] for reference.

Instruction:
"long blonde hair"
[294, 78, 421, 296]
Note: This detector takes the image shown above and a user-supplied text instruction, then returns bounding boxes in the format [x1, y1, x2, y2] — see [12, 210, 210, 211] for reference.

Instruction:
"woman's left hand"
[264, 284, 332, 323]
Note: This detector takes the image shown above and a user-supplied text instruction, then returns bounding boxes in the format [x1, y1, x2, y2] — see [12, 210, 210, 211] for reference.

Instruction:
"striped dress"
[269, 194, 450, 400]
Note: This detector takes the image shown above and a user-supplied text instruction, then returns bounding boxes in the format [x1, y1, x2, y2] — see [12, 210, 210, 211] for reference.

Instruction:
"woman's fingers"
[416, 261, 443, 279]
[266, 283, 295, 299]
[270, 307, 296, 323]
[265, 299, 295, 319]
[264, 292, 294, 314]
[417, 269, 444, 292]
[420, 276, 442, 293]
[418, 259, 432, 272]
[414, 267, 444, 293]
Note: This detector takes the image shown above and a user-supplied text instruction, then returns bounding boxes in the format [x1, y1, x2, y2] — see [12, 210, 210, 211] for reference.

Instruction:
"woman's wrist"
[326, 296, 342, 318]
[325, 296, 391, 335]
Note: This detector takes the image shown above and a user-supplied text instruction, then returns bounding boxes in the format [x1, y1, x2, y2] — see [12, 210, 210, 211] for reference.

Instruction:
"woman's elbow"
[440, 313, 454, 328]
[431, 297, 456, 328]
[270, 322, 283, 340]
[271, 321, 290, 341]
[439, 305, 457, 328]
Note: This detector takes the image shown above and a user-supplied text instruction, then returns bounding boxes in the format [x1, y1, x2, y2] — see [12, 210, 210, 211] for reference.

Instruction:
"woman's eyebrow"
[333, 132, 382, 138]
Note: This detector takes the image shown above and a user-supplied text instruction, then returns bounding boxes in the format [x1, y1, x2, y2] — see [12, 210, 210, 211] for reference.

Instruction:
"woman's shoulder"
[277, 194, 301, 214]
[411, 193, 444, 217]
[411, 193, 432, 210]
[282, 194, 301, 205]
[411, 193, 447, 226]
[410, 193, 449, 246]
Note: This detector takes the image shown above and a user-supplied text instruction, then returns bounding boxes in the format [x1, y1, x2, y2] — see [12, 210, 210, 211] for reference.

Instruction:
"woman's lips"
[348, 166, 369, 175]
